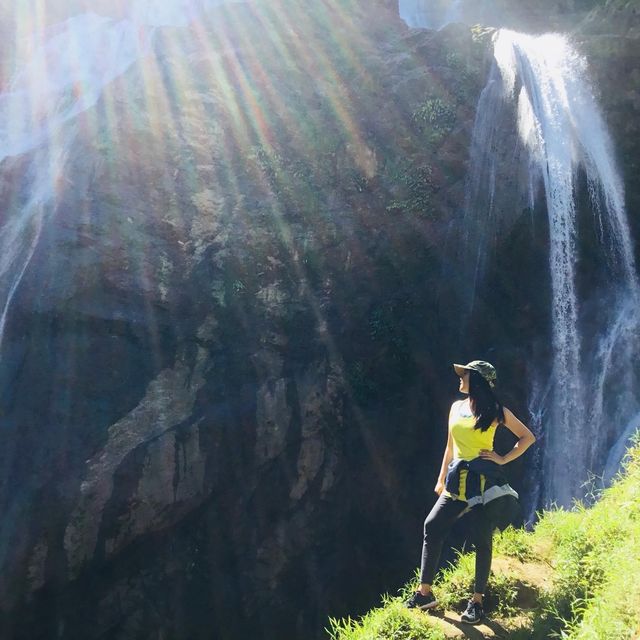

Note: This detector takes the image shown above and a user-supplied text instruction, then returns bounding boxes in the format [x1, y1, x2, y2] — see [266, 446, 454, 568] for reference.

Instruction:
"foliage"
[348, 168, 371, 193]
[347, 360, 377, 403]
[328, 434, 640, 640]
[470, 24, 495, 45]
[346, 300, 416, 404]
[526, 437, 640, 639]
[251, 145, 320, 213]
[411, 98, 457, 145]
[327, 598, 446, 640]
[430, 549, 520, 617]
[442, 52, 476, 101]
[492, 525, 536, 562]
[385, 163, 436, 217]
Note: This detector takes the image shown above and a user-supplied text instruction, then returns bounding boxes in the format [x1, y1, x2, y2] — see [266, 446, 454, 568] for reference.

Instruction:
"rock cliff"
[0, 3, 492, 638]
[0, 1, 637, 639]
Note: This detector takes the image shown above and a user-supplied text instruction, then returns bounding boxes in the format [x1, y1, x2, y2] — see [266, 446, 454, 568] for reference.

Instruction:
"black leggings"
[420, 494, 494, 593]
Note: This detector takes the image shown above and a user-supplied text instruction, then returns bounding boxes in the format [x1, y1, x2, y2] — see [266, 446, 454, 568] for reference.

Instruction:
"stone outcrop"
[0, 3, 490, 638]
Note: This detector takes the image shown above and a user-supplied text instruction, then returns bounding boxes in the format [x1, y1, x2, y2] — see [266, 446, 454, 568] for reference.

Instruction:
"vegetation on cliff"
[328, 433, 640, 639]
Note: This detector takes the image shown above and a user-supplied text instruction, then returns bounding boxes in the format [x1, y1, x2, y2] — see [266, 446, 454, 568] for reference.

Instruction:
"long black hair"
[468, 370, 505, 432]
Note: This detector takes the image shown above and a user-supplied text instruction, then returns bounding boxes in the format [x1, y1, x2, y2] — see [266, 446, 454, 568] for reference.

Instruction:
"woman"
[406, 360, 536, 624]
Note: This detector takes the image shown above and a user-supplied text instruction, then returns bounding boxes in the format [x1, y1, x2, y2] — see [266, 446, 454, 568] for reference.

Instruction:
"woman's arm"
[434, 403, 457, 494]
[480, 406, 536, 465]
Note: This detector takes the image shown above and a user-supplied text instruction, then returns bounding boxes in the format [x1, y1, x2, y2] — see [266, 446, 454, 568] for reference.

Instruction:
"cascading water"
[0, 13, 153, 358]
[398, 0, 463, 30]
[465, 29, 640, 507]
[399, 0, 434, 28]
[0, 0, 242, 357]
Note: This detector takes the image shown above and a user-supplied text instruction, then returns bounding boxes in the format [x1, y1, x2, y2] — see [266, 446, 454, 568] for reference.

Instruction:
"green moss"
[411, 98, 457, 145]
[385, 163, 436, 217]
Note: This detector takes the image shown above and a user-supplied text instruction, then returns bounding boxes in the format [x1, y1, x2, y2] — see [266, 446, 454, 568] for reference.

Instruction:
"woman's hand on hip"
[434, 479, 445, 495]
[479, 449, 505, 465]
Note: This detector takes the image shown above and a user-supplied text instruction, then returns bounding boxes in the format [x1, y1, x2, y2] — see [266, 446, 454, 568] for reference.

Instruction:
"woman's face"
[458, 370, 470, 394]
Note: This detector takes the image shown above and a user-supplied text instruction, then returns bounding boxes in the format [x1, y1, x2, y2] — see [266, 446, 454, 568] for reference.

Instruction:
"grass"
[327, 598, 447, 640]
[328, 433, 640, 639]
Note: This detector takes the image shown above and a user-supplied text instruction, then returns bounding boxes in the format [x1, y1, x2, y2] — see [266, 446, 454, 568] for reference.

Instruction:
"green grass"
[492, 523, 535, 562]
[328, 433, 640, 639]
[528, 435, 640, 640]
[327, 598, 447, 640]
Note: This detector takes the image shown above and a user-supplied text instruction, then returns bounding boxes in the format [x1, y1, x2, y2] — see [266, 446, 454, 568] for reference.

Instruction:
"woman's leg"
[470, 505, 494, 600]
[419, 494, 467, 592]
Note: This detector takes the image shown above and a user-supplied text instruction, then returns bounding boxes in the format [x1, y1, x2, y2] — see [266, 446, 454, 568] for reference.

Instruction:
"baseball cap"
[453, 360, 497, 388]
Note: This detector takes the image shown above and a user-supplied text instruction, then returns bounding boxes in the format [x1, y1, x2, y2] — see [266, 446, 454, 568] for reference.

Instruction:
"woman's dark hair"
[468, 370, 505, 431]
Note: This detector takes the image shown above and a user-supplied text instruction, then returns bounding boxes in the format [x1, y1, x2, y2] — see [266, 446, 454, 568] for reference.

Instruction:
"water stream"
[466, 30, 640, 507]
[399, 3, 640, 506]
[399, 0, 463, 30]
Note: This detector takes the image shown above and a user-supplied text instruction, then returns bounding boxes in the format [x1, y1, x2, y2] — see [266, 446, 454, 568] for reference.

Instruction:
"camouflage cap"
[453, 360, 497, 388]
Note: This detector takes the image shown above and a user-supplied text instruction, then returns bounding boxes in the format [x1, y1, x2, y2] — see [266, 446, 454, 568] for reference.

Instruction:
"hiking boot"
[405, 590, 437, 610]
[460, 599, 484, 624]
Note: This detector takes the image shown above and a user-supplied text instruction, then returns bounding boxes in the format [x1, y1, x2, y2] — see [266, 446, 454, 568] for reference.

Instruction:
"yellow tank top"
[450, 400, 498, 460]
[445, 401, 499, 500]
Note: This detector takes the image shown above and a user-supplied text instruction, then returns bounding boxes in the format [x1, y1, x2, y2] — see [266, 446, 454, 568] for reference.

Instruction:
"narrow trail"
[411, 558, 553, 639]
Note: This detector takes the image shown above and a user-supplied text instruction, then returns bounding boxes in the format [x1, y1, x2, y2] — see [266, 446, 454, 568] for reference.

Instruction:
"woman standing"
[406, 360, 536, 624]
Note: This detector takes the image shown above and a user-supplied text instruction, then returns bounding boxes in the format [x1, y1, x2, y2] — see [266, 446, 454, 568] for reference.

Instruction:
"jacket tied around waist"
[444, 457, 521, 530]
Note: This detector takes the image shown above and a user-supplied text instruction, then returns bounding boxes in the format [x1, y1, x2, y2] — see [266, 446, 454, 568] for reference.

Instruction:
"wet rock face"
[0, 2, 490, 639]
[580, 0, 640, 38]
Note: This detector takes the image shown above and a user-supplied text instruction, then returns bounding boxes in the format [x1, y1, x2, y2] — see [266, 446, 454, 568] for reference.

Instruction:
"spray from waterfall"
[0, 0, 242, 357]
[465, 29, 640, 507]
[398, 0, 463, 30]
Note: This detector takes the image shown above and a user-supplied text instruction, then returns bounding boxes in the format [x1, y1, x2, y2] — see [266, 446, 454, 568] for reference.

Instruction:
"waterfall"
[398, 0, 463, 30]
[466, 29, 640, 507]
[0, 14, 153, 161]
[399, 0, 432, 28]
[0, 0, 242, 357]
